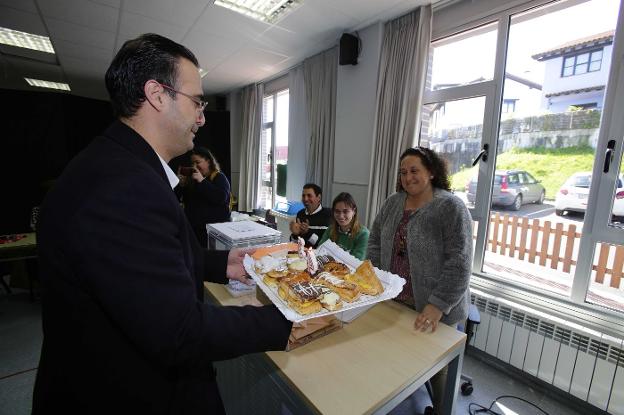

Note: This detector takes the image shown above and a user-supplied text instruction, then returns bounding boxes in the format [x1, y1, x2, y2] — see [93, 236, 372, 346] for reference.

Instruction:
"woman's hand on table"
[414, 304, 443, 333]
[226, 247, 257, 285]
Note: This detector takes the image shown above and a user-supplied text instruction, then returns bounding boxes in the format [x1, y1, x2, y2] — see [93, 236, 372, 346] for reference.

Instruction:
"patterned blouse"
[391, 209, 415, 306]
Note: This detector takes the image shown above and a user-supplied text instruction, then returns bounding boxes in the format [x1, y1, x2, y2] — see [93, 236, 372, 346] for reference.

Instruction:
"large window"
[421, 0, 624, 317]
[259, 88, 289, 210]
[562, 49, 603, 77]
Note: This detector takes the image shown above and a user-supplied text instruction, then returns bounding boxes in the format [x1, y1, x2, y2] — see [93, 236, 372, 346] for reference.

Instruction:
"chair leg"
[424, 380, 436, 415]
[460, 374, 474, 396]
[1, 274, 12, 294]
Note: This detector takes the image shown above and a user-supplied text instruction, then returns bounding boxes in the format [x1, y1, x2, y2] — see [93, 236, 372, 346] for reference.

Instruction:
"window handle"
[603, 140, 615, 173]
[472, 144, 489, 166]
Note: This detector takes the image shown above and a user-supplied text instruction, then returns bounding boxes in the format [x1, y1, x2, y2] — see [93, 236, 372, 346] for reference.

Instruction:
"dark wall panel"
[170, 110, 231, 182]
[0, 89, 114, 234]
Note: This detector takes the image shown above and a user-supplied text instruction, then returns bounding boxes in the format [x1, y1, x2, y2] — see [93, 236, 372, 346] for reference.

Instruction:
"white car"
[555, 172, 624, 219]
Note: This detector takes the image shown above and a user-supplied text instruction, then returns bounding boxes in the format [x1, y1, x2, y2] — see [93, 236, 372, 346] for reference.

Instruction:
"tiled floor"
[0, 289, 598, 415]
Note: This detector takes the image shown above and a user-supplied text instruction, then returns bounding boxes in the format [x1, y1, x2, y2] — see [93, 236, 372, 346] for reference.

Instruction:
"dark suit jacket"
[32, 121, 292, 414]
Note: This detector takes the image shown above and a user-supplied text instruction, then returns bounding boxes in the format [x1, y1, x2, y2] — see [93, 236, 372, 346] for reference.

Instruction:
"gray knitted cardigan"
[367, 188, 473, 325]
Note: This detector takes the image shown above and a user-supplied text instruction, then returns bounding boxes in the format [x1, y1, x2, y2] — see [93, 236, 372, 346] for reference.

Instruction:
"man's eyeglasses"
[158, 82, 207, 111]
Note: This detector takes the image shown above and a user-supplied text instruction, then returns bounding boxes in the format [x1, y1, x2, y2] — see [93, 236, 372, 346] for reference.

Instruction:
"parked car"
[466, 169, 546, 211]
[555, 172, 624, 219]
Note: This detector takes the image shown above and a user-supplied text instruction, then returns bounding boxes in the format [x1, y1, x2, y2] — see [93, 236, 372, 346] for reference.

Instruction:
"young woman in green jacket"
[318, 192, 369, 259]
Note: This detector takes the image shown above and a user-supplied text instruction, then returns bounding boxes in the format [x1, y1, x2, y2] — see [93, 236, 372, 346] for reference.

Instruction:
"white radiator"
[470, 292, 624, 414]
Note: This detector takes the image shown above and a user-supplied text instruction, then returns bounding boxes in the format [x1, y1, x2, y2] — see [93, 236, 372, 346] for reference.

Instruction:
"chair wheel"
[461, 381, 474, 396]
[424, 406, 436, 415]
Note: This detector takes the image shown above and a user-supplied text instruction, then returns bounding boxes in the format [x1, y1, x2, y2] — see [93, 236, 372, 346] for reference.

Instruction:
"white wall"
[332, 22, 384, 221]
[547, 89, 605, 112]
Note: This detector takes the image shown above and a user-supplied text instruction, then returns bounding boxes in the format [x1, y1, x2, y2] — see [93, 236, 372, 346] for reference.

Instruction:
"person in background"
[289, 183, 331, 248]
[177, 146, 231, 247]
[367, 146, 472, 415]
[33, 33, 292, 414]
[318, 192, 369, 259]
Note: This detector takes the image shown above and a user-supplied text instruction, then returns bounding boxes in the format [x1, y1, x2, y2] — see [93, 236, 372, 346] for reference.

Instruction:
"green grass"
[450, 146, 596, 200]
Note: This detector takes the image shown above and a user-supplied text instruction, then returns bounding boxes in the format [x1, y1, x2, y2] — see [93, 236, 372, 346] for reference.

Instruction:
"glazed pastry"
[321, 261, 350, 276]
[278, 280, 325, 315]
[344, 260, 384, 296]
[315, 272, 361, 302]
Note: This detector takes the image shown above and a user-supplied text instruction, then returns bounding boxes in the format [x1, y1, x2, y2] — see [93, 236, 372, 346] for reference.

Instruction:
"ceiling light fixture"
[0, 27, 55, 54]
[25, 78, 70, 91]
[214, 0, 302, 24]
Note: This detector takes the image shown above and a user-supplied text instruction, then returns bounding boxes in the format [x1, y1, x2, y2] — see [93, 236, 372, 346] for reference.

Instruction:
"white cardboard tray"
[243, 240, 406, 323]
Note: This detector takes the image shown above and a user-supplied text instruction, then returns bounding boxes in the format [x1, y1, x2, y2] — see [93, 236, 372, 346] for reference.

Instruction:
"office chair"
[423, 304, 480, 415]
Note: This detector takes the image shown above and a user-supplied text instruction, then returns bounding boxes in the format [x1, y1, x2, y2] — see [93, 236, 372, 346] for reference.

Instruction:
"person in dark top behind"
[32, 33, 292, 415]
[289, 183, 331, 248]
[177, 146, 231, 247]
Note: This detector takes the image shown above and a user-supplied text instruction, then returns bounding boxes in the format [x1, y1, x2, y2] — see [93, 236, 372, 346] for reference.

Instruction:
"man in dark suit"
[32, 34, 292, 414]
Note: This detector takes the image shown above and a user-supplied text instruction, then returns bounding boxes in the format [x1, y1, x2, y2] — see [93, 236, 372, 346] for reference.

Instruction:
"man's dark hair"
[303, 183, 322, 197]
[105, 33, 199, 118]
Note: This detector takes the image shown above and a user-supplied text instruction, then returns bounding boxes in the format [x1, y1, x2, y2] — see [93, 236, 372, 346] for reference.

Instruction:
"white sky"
[431, 0, 620, 87]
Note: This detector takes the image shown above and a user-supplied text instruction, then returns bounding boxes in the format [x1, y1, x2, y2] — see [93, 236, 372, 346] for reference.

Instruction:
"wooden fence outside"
[480, 212, 624, 290]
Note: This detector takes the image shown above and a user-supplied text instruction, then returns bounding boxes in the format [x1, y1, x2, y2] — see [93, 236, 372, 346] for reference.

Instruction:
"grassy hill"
[449, 146, 596, 200]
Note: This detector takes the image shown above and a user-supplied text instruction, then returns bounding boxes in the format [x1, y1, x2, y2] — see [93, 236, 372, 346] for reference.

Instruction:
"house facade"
[532, 30, 614, 112]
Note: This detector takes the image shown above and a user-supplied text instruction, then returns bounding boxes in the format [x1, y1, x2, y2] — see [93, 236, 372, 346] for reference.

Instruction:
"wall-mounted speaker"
[339, 33, 359, 66]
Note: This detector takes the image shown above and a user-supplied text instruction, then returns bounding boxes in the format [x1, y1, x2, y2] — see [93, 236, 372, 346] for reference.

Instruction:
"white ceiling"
[0, 0, 435, 101]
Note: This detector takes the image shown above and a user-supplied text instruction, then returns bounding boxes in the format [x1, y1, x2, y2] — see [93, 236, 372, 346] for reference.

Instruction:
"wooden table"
[205, 282, 466, 415]
[0, 233, 37, 296]
[0, 233, 37, 261]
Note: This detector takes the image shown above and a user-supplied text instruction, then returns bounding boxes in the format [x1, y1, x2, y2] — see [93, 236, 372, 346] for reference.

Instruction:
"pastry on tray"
[277, 280, 325, 315]
[319, 291, 343, 311]
[288, 258, 308, 271]
[344, 260, 384, 296]
[314, 272, 361, 302]
[262, 269, 290, 288]
[321, 261, 350, 276]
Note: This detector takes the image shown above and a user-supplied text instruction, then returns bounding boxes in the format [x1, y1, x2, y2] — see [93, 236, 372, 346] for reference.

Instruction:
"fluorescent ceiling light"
[0, 27, 55, 54]
[214, 0, 302, 24]
[199, 68, 208, 78]
[25, 78, 70, 91]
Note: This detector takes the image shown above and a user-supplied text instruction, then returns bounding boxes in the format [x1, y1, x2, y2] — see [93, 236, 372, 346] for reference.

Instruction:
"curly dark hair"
[105, 33, 199, 118]
[396, 147, 451, 192]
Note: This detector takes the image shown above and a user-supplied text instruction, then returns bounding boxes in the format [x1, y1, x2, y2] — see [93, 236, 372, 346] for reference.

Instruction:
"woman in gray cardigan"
[367, 147, 473, 414]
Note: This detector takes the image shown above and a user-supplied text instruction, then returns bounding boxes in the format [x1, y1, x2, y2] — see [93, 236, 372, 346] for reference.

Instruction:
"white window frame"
[430, 0, 624, 338]
[260, 79, 289, 210]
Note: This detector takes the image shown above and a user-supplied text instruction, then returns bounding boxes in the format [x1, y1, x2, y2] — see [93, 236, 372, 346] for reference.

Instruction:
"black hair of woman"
[396, 146, 451, 192]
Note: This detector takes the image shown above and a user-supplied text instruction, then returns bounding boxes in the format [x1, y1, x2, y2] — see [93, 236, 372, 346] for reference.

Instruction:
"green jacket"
[318, 226, 370, 260]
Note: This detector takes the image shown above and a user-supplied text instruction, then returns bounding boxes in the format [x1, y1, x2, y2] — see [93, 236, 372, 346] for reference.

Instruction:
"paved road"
[454, 192, 586, 229]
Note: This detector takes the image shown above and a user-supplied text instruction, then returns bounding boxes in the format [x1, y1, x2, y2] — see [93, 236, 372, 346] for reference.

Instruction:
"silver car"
[466, 170, 546, 211]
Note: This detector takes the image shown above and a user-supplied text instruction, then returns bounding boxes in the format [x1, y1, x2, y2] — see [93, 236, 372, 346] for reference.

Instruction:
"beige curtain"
[365, 6, 432, 225]
[286, 65, 310, 201]
[238, 83, 263, 211]
[304, 47, 338, 199]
